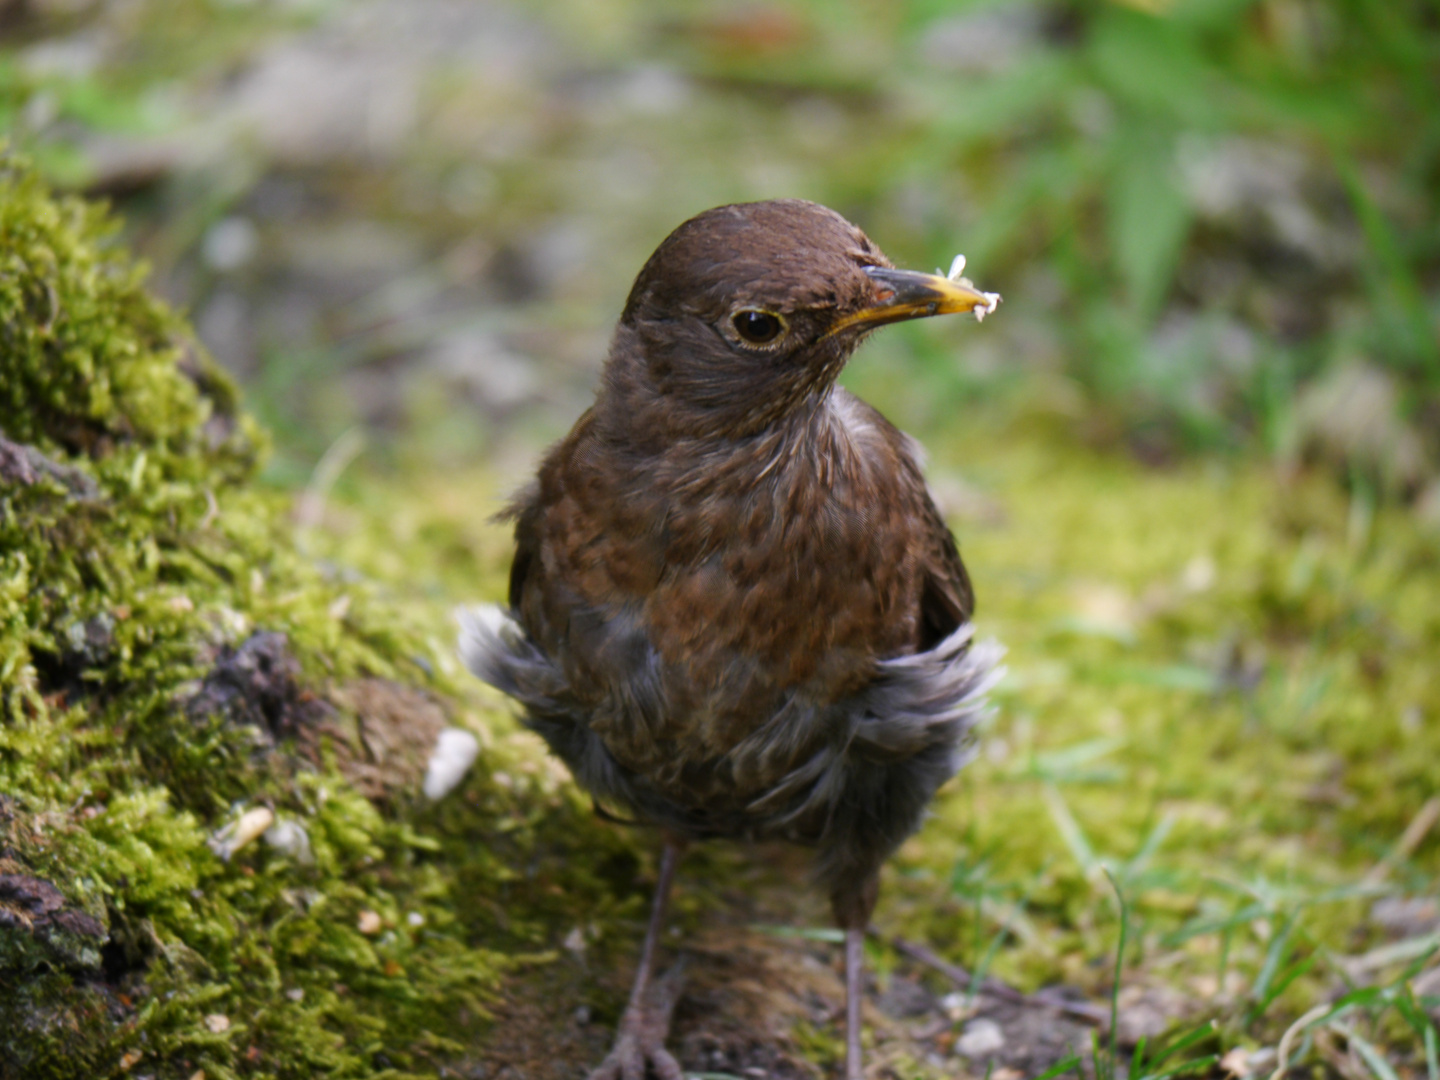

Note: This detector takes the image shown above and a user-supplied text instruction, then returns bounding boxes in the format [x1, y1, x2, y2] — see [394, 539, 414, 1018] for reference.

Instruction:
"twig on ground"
[885, 933, 1108, 1024]
[1269, 1002, 1332, 1080]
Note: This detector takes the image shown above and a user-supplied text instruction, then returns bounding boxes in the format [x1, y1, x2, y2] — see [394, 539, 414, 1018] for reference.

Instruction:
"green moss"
[0, 152, 613, 1079]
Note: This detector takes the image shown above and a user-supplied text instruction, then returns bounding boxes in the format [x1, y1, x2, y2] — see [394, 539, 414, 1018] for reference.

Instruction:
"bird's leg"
[833, 874, 880, 1080]
[844, 924, 866, 1079]
[591, 836, 688, 1080]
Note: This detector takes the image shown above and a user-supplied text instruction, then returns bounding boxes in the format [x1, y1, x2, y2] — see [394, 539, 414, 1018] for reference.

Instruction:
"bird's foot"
[589, 962, 686, 1080]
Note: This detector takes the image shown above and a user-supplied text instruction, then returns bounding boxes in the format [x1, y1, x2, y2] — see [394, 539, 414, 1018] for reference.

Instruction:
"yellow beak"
[826, 265, 1001, 338]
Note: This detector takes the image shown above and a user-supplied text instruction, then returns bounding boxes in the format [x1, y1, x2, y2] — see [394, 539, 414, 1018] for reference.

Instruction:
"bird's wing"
[840, 391, 975, 649]
[913, 486, 975, 648]
[502, 480, 541, 612]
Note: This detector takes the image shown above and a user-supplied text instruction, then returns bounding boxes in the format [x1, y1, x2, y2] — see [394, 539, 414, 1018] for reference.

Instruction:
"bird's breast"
[524, 394, 937, 806]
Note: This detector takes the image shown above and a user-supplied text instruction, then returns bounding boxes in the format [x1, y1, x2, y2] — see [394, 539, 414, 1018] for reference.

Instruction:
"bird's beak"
[826, 264, 1001, 338]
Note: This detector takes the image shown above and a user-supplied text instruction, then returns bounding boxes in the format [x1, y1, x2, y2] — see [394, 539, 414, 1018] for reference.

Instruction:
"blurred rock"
[920, 6, 1042, 74]
[1115, 983, 1194, 1045]
[202, 217, 260, 272]
[0, 869, 107, 971]
[1369, 896, 1439, 937]
[427, 327, 539, 412]
[519, 217, 596, 298]
[616, 64, 692, 117]
[228, 41, 420, 165]
[1293, 362, 1425, 491]
[1177, 136, 1353, 268]
[81, 134, 193, 196]
[956, 1017, 1006, 1058]
[18, 29, 105, 78]
[222, 0, 554, 166]
[281, 220, 425, 284]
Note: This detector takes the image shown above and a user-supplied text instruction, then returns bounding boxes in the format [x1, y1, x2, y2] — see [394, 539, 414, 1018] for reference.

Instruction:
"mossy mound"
[0, 154, 635, 1080]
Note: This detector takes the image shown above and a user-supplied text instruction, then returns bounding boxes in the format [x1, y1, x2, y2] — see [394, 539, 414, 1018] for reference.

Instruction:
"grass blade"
[1031, 1053, 1083, 1080]
[1103, 869, 1129, 1080]
[1044, 782, 1097, 875]
[1124, 813, 1176, 880]
[1251, 954, 1316, 1022]
[1146, 1021, 1218, 1072]
[1144, 1055, 1220, 1080]
[1162, 902, 1268, 947]
[1133, 1035, 1150, 1077]
[968, 872, 1043, 1006]
[1395, 990, 1440, 1080]
[1250, 911, 1299, 1009]
[1339, 1026, 1403, 1080]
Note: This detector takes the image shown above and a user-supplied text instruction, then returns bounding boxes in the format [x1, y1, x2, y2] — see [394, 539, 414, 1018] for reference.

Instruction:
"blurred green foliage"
[3, 0, 1436, 487]
[526, 0, 1440, 472]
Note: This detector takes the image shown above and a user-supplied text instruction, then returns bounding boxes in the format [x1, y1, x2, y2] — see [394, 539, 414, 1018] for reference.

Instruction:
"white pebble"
[207, 806, 274, 861]
[263, 818, 314, 865]
[956, 1017, 1006, 1058]
[423, 727, 481, 801]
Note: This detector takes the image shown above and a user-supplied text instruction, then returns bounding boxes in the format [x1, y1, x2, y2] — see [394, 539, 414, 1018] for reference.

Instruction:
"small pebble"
[263, 819, 313, 865]
[939, 990, 972, 1021]
[1220, 1048, 1250, 1077]
[207, 807, 274, 861]
[357, 910, 383, 935]
[423, 727, 481, 800]
[955, 1017, 1005, 1058]
[204, 1013, 230, 1034]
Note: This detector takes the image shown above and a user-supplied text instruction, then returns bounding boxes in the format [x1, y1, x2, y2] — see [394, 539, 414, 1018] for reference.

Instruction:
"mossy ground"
[0, 153, 631, 1080]
[3, 154, 1438, 1080]
[324, 388, 1440, 1074]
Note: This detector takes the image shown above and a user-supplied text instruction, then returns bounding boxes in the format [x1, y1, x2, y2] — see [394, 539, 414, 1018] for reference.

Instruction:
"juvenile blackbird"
[462, 199, 1003, 1079]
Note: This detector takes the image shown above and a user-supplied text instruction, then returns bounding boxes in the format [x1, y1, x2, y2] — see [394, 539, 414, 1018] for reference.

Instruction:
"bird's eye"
[732, 309, 785, 345]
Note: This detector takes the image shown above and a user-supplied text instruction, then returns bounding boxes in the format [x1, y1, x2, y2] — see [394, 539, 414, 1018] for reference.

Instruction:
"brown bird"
[462, 199, 1002, 1079]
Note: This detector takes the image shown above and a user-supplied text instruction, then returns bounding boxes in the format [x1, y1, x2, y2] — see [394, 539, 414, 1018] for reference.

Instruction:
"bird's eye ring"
[731, 309, 786, 346]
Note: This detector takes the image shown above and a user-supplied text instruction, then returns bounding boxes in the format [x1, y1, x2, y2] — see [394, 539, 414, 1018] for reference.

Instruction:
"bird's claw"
[587, 1030, 684, 1080]
[589, 961, 686, 1080]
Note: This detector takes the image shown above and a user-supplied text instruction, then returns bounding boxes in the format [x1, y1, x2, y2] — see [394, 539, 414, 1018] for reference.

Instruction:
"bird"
[461, 198, 1003, 1079]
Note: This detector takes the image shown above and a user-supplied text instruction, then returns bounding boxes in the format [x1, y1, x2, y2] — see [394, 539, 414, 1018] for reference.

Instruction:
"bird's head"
[609, 199, 999, 437]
